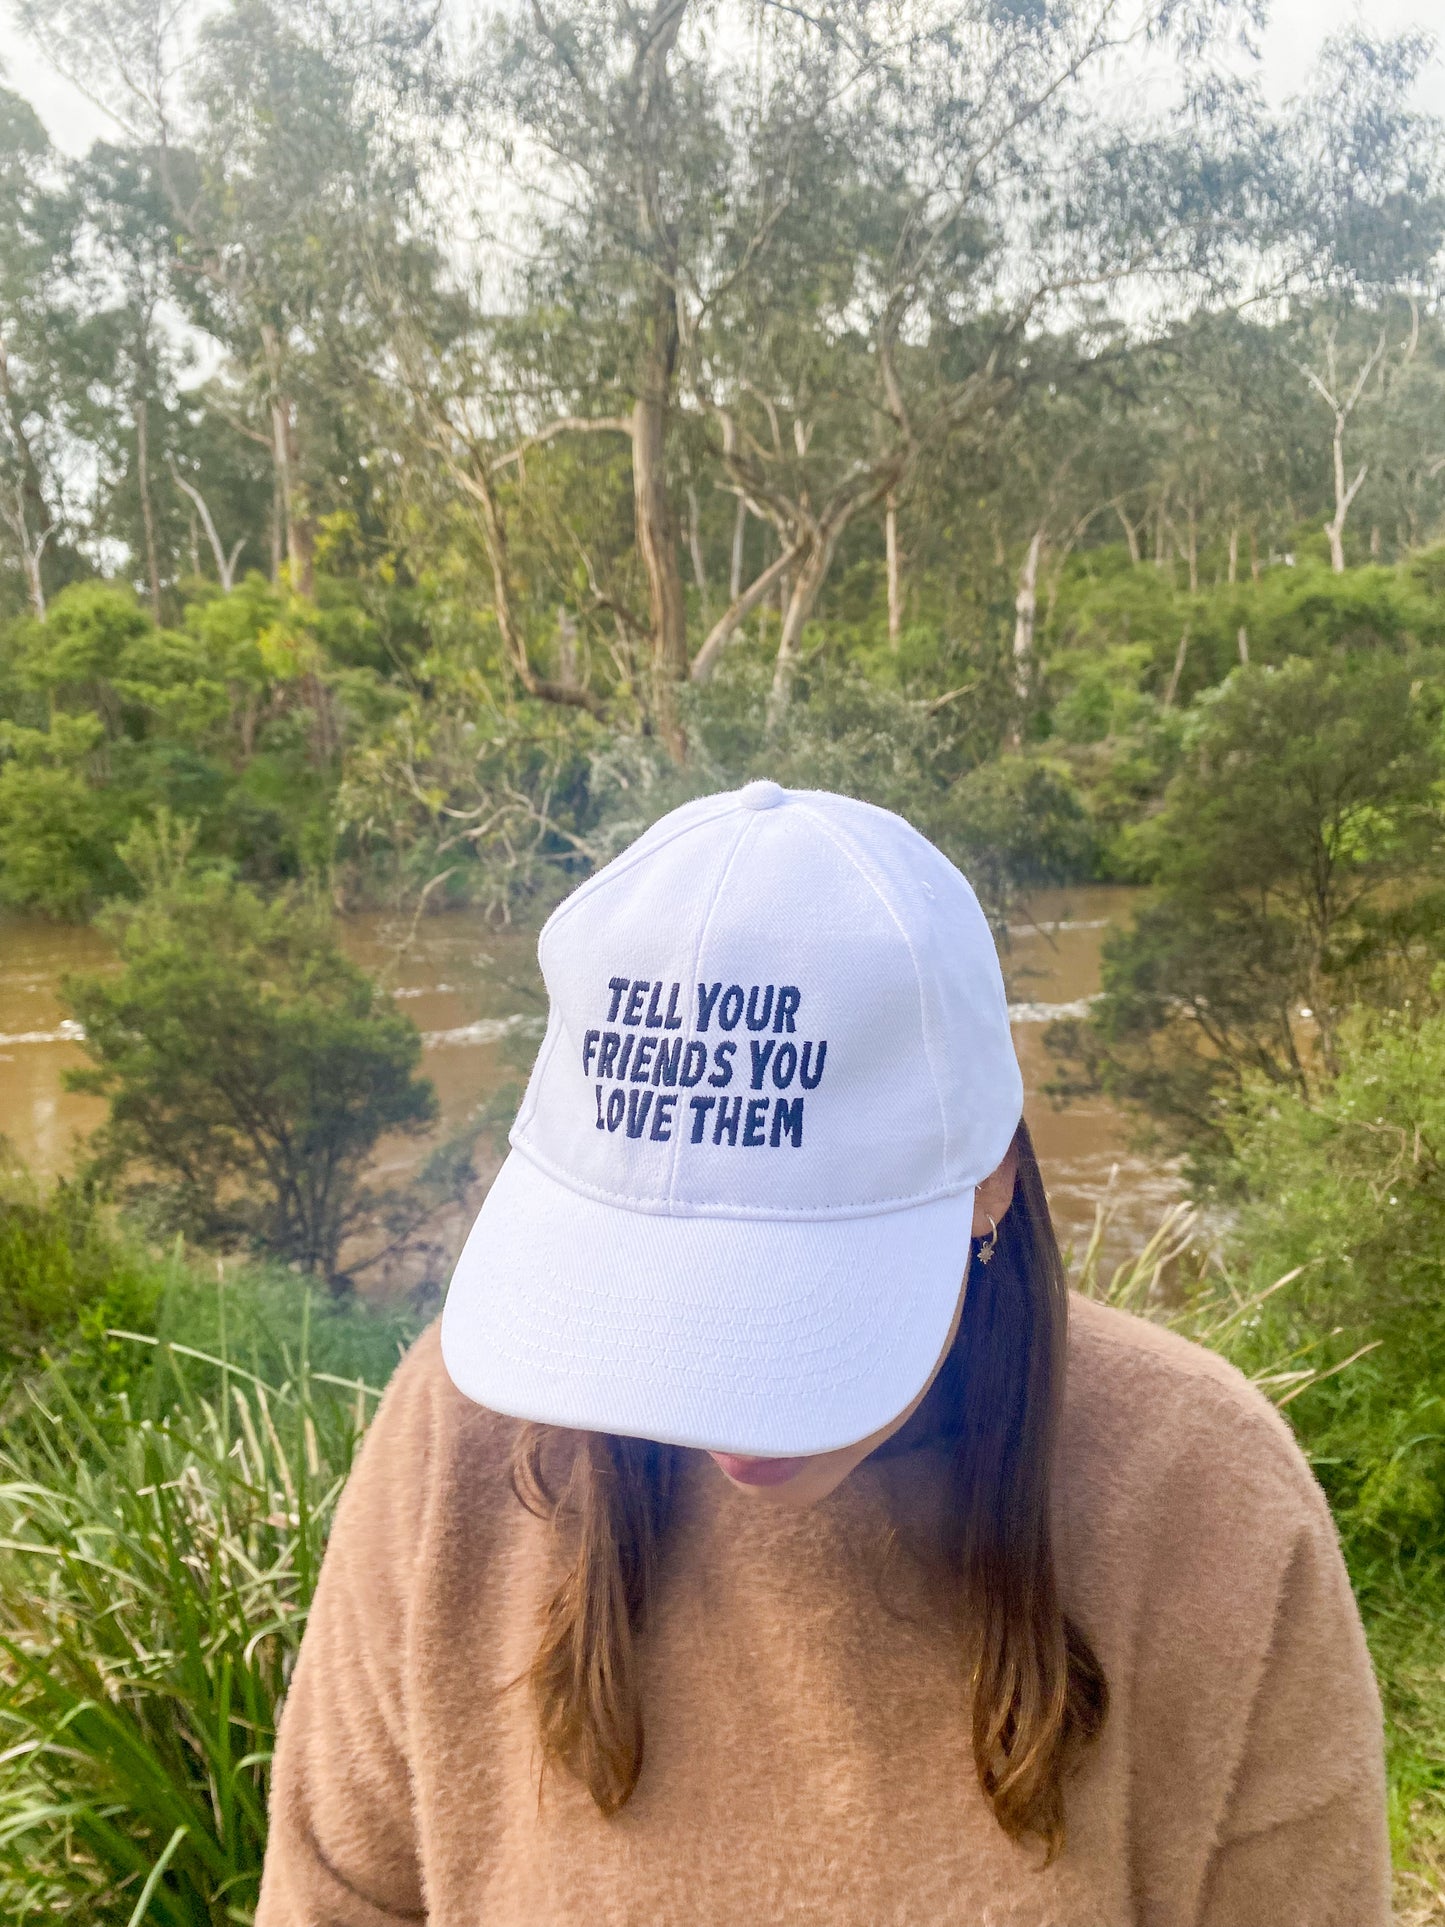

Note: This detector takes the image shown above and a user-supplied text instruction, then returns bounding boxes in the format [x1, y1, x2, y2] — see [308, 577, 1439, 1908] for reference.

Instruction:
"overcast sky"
[1, 0, 1441, 157]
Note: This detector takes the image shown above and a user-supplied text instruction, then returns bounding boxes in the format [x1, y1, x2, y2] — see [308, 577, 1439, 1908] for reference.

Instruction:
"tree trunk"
[1227, 526, 1238, 587]
[729, 496, 747, 601]
[135, 387, 163, 617]
[5, 486, 46, 618]
[1249, 527, 1260, 583]
[632, 278, 687, 761]
[1325, 410, 1368, 575]
[1184, 504, 1199, 595]
[1115, 501, 1141, 565]
[170, 463, 244, 591]
[1237, 625, 1250, 665]
[766, 532, 839, 734]
[686, 483, 709, 623]
[1012, 528, 1044, 706]
[0, 336, 52, 615]
[885, 491, 902, 647]
[270, 473, 284, 581]
[275, 394, 314, 596]
[691, 539, 803, 683]
[451, 454, 602, 715]
[260, 322, 314, 597]
[1163, 627, 1189, 707]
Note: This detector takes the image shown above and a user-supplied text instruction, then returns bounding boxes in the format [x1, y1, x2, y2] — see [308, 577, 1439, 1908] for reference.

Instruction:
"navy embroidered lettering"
[774, 985, 801, 1033]
[586, 974, 820, 1147]
[652, 1036, 682, 1086]
[680, 1040, 708, 1087]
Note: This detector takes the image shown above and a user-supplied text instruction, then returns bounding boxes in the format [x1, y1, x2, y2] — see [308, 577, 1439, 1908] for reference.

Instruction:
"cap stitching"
[792, 800, 952, 1177]
[520, 795, 746, 1147]
[665, 809, 760, 1205]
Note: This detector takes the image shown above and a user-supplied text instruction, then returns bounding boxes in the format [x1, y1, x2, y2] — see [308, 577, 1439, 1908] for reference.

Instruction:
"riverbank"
[0, 885, 1178, 1277]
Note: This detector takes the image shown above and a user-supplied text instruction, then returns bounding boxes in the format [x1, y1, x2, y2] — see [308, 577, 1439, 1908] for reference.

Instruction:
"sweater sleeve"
[256, 1331, 442, 1927]
[1195, 1499, 1392, 1927]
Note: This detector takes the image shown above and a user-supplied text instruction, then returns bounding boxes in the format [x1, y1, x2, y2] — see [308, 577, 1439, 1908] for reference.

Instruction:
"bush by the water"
[63, 823, 440, 1287]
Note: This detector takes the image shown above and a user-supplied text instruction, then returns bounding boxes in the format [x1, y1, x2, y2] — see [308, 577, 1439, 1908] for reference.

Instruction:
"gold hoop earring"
[975, 1214, 998, 1266]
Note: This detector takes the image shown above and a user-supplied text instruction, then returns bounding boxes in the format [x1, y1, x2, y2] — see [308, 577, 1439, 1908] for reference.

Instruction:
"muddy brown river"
[0, 884, 1177, 1279]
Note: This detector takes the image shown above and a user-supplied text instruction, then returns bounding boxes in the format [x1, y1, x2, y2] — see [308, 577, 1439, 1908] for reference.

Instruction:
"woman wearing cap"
[257, 783, 1389, 1927]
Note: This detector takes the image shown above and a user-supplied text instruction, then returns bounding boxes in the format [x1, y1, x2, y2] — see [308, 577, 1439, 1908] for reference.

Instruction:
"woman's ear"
[971, 1131, 1020, 1238]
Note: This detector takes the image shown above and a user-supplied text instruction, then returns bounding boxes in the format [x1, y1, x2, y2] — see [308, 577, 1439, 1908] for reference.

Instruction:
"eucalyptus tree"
[687, 0, 1281, 726]
[74, 140, 185, 613]
[17, 0, 445, 598]
[469, 0, 788, 755]
[0, 89, 84, 616]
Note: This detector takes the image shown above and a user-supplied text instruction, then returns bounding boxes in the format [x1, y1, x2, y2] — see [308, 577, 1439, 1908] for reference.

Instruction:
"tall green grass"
[1073, 1190, 1445, 1923]
[0, 1313, 383, 1924]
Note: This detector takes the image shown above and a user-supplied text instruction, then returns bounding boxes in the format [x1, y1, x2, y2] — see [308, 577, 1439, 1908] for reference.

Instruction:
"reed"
[1070, 1186, 1380, 1411]
[0, 1312, 382, 1924]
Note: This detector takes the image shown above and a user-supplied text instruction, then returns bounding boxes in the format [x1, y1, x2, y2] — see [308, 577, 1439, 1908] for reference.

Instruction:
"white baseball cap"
[440, 780, 1023, 1457]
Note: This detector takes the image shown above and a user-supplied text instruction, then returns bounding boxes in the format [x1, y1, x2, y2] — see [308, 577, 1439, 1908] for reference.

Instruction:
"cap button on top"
[739, 779, 786, 811]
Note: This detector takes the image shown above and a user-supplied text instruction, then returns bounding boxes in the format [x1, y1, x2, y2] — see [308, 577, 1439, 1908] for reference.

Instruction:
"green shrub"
[1211, 1007, 1445, 1874]
[1051, 655, 1445, 1167]
[66, 833, 438, 1284]
[0, 1152, 157, 1377]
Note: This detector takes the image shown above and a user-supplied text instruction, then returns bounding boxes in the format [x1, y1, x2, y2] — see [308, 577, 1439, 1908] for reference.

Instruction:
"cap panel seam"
[793, 801, 951, 1177]
[537, 796, 742, 954]
[665, 809, 759, 1205]
[522, 799, 741, 1148]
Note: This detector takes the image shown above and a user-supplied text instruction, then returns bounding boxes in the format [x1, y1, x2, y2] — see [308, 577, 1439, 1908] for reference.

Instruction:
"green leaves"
[0, 1327, 379, 1923]
[64, 870, 437, 1282]
[1055, 654, 1445, 1164]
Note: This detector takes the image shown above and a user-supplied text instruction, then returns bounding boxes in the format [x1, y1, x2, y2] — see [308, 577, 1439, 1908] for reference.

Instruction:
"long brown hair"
[511, 1118, 1107, 1856]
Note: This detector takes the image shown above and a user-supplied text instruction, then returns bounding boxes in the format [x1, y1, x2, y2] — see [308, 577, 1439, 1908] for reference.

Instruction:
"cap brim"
[440, 1148, 975, 1458]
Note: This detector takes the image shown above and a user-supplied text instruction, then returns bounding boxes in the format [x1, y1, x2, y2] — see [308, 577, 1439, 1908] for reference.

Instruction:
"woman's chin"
[707, 1451, 807, 1488]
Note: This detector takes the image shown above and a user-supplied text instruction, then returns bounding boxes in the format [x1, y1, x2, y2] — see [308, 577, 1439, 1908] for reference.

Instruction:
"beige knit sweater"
[257, 1296, 1390, 1926]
